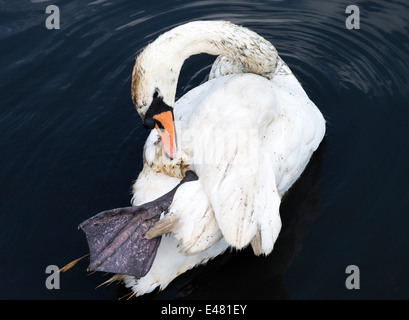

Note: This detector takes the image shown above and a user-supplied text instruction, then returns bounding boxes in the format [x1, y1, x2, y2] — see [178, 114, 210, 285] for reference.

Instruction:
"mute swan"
[103, 20, 325, 296]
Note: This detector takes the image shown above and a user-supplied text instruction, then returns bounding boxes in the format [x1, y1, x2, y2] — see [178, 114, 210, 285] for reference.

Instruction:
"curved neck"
[136, 21, 278, 106]
[159, 21, 278, 74]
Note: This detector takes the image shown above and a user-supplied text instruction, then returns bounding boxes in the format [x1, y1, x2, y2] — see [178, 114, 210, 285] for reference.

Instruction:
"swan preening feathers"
[81, 20, 325, 296]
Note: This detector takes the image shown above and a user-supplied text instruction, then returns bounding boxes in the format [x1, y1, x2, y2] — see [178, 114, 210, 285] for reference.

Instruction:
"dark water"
[1, 0, 409, 300]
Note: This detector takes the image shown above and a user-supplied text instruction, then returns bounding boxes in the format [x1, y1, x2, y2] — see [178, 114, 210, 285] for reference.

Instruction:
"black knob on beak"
[143, 116, 155, 130]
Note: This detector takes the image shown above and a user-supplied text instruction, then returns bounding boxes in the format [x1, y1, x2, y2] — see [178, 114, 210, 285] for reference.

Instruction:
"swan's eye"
[153, 89, 160, 99]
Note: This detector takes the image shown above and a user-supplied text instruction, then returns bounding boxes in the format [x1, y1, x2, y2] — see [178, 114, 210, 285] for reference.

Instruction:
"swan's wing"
[175, 70, 324, 255]
[149, 180, 223, 255]
[207, 146, 282, 255]
[174, 74, 283, 254]
[209, 55, 326, 192]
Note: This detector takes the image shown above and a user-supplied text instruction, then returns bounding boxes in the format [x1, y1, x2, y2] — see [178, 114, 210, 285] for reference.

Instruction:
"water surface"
[1, 0, 409, 299]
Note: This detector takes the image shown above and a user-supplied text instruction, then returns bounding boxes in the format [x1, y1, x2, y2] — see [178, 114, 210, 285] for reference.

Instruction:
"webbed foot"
[79, 170, 198, 278]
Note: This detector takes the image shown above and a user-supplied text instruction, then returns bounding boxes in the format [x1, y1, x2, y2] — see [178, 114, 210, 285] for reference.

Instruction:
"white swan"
[120, 20, 325, 296]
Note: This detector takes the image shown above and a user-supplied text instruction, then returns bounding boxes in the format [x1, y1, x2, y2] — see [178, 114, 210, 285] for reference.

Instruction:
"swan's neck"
[160, 21, 277, 73]
[135, 21, 278, 107]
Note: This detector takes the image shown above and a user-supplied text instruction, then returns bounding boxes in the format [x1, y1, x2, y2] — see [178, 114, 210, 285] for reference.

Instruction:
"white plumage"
[123, 21, 325, 296]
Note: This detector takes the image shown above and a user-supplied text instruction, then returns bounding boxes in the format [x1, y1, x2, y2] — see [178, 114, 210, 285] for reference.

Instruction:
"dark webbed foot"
[79, 170, 198, 278]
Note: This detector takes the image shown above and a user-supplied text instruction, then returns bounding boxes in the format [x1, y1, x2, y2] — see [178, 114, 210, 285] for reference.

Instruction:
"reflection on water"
[1, 0, 409, 299]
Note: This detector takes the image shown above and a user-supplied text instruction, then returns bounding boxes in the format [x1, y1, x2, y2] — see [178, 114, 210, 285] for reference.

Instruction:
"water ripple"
[2, 0, 409, 299]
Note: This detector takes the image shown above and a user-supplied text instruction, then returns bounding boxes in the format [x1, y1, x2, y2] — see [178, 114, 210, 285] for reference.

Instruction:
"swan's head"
[131, 44, 179, 159]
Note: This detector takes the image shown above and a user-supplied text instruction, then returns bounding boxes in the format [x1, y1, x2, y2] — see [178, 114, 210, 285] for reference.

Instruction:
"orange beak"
[153, 111, 176, 159]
